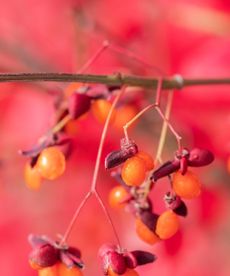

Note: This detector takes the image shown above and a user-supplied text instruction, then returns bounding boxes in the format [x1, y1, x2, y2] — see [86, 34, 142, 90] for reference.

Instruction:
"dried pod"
[29, 243, 58, 268]
[179, 157, 188, 175]
[98, 244, 118, 259]
[60, 250, 84, 269]
[108, 251, 126, 274]
[131, 251, 157, 266]
[124, 252, 138, 269]
[173, 200, 188, 217]
[28, 234, 84, 271]
[164, 192, 187, 217]
[188, 148, 214, 167]
[105, 139, 138, 169]
[151, 160, 180, 182]
[140, 211, 159, 231]
[68, 93, 91, 119]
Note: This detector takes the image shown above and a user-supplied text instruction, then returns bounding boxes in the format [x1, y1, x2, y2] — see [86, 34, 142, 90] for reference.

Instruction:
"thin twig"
[60, 87, 125, 246]
[155, 90, 174, 165]
[60, 191, 92, 245]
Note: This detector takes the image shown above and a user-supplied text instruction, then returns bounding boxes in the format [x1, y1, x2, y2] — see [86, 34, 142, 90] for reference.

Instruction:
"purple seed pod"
[188, 148, 214, 167]
[164, 192, 188, 217]
[86, 84, 110, 99]
[98, 244, 118, 259]
[140, 211, 159, 231]
[131, 251, 157, 266]
[105, 139, 138, 169]
[108, 251, 126, 274]
[123, 252, 138, 269]
[60, 250, 84, 269]
[179, 157, 188, 175]
[28, 234, 48, 248]
[29, 243, 58, 268]
[110, 171, 131, 191]
[68, 93, 92, 119]
[151, 160, 180, 182]
[173, 201, 188, 217]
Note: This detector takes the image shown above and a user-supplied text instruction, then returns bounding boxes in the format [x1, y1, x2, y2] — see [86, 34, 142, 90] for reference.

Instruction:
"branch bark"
[0, 72, 230, 89]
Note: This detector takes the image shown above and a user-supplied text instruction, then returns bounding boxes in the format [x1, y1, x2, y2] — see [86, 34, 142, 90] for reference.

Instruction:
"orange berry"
[114, 105, 137, 130]
[29, 259, 43, 270]
[24, 162, 42, 190]
[65, 119, 79, 136]
[108, 186, 129, 208]
[91, 99, 116, 124]
[121, 157, 146, 187]
[108, 267, 139, 276]
[38, 265, 58, 276]
[64, 83, 83, 98]
[135, 151, 154, 171]
[36, 147, 66, 180]
[155, 210, 179, 240]
[57, 263, 83, 276]
[135, 218, 160, 245]
[172, 170, 201, 199]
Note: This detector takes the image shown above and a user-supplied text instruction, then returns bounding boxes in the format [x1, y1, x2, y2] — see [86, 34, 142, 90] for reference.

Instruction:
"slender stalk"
[95, 190, 121, 248]
[1, 72, 230, 89]
[155, 90, 174, 165]
[60, 191, 92, 245]
[91, 88, 125, 191]
[77, 41, 109, 74]
[143, 90, 174, 197]
[124, 104, 155, 141]
[60, 87, 124, 246]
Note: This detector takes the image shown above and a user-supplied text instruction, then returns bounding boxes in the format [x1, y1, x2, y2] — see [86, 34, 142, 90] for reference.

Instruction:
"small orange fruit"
[38, 265, 58, 276]
[155, 210, 179, 240]
[64, 82, 83, 98]
[36, 147, 66, 180]
[108, 267, 139, 276]
[121, 156, 146, 187]
[24, 162, 42, 190]
[135, 151, 154, 171]
[135, 218, 160, 245]
[29, 259, 43, 270]
[57, 263, 83, 276]
[172, 170, 201, 199]
[108, 186, 129, 208]
[114, 105, 137, 130]
[91, 99, 116, 124]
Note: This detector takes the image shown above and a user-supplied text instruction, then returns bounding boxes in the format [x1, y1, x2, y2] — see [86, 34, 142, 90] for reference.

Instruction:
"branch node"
[173, 74, 184, 89]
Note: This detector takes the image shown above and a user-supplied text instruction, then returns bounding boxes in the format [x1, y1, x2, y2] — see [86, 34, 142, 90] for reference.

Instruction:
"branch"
[0, 72, 230, 89]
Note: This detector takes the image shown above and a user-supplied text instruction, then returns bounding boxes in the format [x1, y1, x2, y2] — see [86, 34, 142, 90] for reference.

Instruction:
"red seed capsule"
[68, 93, 91, 119]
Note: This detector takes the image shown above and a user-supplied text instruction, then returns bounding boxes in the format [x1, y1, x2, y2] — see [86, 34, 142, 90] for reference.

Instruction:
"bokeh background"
[0, 0, 230, 275]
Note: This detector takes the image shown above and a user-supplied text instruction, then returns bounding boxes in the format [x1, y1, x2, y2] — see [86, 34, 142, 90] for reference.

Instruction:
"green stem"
[0, 72, 230, 89]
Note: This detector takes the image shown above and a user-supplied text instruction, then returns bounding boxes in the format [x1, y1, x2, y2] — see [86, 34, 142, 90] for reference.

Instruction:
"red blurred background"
[0, 0, 230, 275]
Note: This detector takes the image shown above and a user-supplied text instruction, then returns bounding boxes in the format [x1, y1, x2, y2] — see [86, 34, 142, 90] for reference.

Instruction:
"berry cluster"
[105, 139, 214, 245]
[24, 77, 215, 275]
[99, 244, 156, 276]
[23, 83, 137, 190]
[28, 234, 83, 276]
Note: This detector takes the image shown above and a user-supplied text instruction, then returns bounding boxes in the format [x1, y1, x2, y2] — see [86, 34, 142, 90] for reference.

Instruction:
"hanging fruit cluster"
[105, 139, 214, 245]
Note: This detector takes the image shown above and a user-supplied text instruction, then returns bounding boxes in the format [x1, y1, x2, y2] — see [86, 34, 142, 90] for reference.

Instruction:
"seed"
[155, 210, 179, 240]
[121, 157, 146, 187]
[135, 151, 154, 171]
[24, 162, 42, 190]
[135, 218, 160, 245]
[172, 170, 201, 199]
[108, 186, 129, 208]
[36, 147, 66, 180]
[91, 99, 116, 124]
